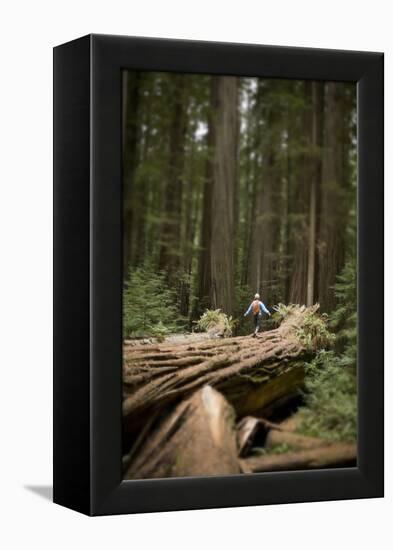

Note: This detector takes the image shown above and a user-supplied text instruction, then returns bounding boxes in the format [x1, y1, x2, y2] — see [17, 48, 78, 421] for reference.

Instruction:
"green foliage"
[329, 259, 357, 358]
[195, 309, 236, 337]
[123, 265, 185, 338]
[296, 351, 357, 442]
[296, 261, 357, 442]
[271, 304, 335, 349]
[296, 311, 335, 350]
[272, 303, 297, 321]
[251, 443, 293, 456]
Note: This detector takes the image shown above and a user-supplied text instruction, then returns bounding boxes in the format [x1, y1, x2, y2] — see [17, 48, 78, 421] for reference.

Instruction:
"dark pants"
[253, 313, 261, 332]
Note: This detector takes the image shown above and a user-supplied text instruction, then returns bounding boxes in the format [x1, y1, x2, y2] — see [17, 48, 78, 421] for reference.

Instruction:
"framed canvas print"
[53, 34, 384, 515]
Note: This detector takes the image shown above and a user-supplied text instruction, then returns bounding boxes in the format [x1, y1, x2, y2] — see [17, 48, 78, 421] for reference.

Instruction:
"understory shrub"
[123, 265, 184, 338]
[195, 309, 236, 337]
[296, 260, 357, 442]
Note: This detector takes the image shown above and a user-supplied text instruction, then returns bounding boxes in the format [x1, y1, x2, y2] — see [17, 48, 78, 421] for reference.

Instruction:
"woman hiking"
[244, 293, 271, 337]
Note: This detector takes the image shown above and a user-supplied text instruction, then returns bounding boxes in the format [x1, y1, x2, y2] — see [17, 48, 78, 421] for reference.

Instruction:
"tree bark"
[288, 82, 312, 305]
[317, 82, 346, 311]
[123, 72, 142, 278]
[306, 82, 321, 306]
[237, 416, 262, 457]
[123, 305, 326, 433]
[197, 78, 216, 312]
[236, 415, 324, 456]
[247, 86, 277, 303]
[263, 418, 325, 451]
[248, 153, 275, 299]
[210, 76, 238, 315]
[124, 385, 241, 479]
[158, 75, 188, 281]
[241, 442, 356, 473]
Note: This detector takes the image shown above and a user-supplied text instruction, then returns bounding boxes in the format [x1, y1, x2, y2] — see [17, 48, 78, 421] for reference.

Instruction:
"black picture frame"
[53, 34, 384, 516]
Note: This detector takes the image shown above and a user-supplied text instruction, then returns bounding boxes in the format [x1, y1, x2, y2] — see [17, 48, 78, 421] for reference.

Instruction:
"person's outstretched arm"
[244, 303, 252, 316]
[259, 301, 271, 316]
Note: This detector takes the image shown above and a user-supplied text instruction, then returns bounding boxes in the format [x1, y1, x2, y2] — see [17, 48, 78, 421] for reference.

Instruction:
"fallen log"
[236, 415, 324, 457]
[237, 416, 263, 457]
[124, 385, 241, 479]
[240, 443, 357, 473]
[123, 305, 328, 432]
[277, 412, 303, 432]
[263, 417, 323, 450]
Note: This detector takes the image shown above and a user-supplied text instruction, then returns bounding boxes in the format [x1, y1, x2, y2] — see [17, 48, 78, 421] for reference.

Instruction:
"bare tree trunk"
[210, 76, 238, 315]
[288, 82, 311, 305]
[317, 82, 346, 311]
[306, 82, 322, 306]
[247, 89, 279, 304]
[159, 75, 188, 281]
[248, 159, 273, 297]
[197, 79, 215, 312]
[123, 73, 142, 278]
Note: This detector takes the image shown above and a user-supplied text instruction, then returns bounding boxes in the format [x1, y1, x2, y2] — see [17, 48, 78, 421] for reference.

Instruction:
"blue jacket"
[244, 300, 270, 317]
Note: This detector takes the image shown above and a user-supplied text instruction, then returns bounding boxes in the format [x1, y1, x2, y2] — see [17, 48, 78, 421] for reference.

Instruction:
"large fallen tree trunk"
[123, 305, 327, 432]
[241, 443, 356, 473]
[264, 418, 324, 451]
[124, 385, 241, 479]
[236, 415, 328, 457]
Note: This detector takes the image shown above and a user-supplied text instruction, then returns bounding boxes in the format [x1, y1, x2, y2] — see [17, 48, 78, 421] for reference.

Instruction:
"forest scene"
[122, 70, 357, 479]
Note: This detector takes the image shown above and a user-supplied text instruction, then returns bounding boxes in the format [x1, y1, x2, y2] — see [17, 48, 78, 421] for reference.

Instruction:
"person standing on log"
[244, 293, 271, 337]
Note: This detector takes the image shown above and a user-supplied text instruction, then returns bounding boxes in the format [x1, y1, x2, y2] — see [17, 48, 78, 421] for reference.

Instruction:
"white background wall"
[0, 1, 390, 547]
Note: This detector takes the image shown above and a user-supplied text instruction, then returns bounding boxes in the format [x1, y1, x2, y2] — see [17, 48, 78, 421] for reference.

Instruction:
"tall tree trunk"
[240, 88, 255, 287]
[197, 78, 215, 312]
[198, 76, 238, 315]
[158, 75, 188, 281]
[248, 94, 277, 305]
[317, 82, 345, 311]
[123, 73, 142, 278]
[282, 116, 292, 303]
[288, 82, 312, 305]
[243, 105, 261, 289]
[210, 76, 238, 315]
[306, 82, 323, 306]
[130, 89, 153, 267]
[179, 142, 198, 319]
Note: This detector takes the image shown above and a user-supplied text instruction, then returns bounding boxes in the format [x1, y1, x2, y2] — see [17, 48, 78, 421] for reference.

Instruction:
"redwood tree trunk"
[197, 78, 216, 312]
[288, 82, 312, 305]
[210, 76, 238, 315]
[159, 75, 188, 282]
[123, 73, 142, 278]
[306, 82, 323, 306]
[247, 93, 278, 305]
[317, 82, 346, 311]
